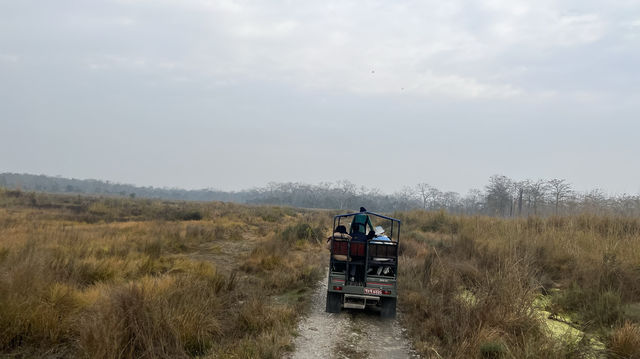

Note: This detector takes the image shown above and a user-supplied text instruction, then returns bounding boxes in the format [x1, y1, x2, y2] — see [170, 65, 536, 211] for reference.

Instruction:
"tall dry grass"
[396, 210, 640, 358]
[0, 189, 328, 358]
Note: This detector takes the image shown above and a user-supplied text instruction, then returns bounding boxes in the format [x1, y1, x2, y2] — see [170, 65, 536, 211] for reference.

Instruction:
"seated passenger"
[327, 225, 351, 260]
[368, 226, 393, 276]
[373, 226, 391, 241]
[328, 225, 353, 273]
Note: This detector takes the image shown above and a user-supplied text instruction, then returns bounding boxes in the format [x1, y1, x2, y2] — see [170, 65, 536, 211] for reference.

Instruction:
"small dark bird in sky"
[371, 70, 375, 74]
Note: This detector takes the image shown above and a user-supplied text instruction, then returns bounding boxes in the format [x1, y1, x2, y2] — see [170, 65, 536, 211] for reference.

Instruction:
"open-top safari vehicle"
[325, 210, 400, 318]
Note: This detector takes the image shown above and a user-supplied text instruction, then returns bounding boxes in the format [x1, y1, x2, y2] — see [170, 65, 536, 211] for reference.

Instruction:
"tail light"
[382, 290, 391, 295]
[333, 286, 343, 291]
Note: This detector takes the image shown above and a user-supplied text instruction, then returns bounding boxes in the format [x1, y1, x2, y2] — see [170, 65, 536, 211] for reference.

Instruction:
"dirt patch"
[287, 272, 419, 359]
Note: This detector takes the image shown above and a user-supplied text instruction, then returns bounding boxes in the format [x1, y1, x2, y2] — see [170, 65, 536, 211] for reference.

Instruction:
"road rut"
[287, 273, 420, 359]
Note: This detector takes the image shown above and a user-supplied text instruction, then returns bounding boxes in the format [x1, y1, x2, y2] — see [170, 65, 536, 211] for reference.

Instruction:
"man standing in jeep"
[350, 207, 374, 236]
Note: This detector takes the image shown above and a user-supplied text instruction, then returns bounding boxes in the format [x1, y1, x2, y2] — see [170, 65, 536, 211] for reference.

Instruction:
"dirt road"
[287, 274, 420, 359]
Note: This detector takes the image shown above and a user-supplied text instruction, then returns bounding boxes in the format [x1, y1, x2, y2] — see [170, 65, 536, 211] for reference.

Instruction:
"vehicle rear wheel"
[326, 291, 342, 313]
[380, 297, 396, 318]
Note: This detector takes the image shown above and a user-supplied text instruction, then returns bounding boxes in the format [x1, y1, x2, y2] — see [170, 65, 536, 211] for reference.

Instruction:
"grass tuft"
[610, 322, 640, 359]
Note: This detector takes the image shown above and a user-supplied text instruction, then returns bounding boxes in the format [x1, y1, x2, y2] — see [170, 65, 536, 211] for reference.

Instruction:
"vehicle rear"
[325, 211, 400, 318]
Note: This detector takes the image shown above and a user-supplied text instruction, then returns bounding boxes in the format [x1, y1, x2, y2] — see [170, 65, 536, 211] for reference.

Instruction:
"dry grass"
[396, 210, 640, 358]
[241, 222, 325, 291]
[0, 189, 328, 358]
[610, 322, 640, 359]
[9, 189, 639, 358]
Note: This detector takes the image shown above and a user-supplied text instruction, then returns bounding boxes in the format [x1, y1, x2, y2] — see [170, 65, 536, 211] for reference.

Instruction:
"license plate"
[364, 288, 382, 295]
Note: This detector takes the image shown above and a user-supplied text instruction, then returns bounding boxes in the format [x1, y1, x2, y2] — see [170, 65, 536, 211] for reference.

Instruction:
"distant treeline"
[2, 173, 640, 217]
[0, 173, 247, 202]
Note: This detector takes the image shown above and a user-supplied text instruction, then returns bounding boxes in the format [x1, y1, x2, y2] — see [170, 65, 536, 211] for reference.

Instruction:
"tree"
[462, 188, 484, 214]
[485, 175, 513, 217]
[512, 180, 528, 217]
[428, 187, 443, 209]
[527, 179, 548, 215]
[415, 183, 432, 210]
[392, 186, 418, 211]
[582, 189, 606, 214]
[335, 180, 356, 210]
[548, 178, 572, 215]
[441, 191, 461, 212]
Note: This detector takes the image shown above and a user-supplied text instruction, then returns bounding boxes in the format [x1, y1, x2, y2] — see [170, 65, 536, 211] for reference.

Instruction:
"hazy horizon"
[3, 171, 639, 199]
[2, 1, 639, 195]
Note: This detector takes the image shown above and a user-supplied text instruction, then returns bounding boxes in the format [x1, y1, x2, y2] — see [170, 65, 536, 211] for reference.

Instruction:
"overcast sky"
[1, 0, 639, 195]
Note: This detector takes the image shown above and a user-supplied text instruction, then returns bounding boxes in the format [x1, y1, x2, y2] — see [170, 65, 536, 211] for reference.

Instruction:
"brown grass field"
[2, 189, 640, 358]
[398, 211, 640, 358]
[0, 189, 328, 358]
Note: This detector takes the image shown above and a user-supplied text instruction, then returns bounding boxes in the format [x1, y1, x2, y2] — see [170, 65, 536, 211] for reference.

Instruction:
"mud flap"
[326, 291, 342, 313]
[380, 297, 396, 318]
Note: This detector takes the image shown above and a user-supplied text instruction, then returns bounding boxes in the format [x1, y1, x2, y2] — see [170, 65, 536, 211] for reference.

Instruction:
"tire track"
[287, 272, 420, 359]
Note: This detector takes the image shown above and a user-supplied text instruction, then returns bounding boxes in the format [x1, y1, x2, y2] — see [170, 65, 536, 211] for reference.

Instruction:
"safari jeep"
[325, 210, 400, 318]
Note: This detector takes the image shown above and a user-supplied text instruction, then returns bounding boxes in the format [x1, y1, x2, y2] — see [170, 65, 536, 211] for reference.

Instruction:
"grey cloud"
[1, 0, 639, 194]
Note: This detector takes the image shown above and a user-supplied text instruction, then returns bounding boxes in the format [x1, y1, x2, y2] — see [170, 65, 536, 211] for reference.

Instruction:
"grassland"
[0, 189, 328, 358]
[3, 188, 640, 359]
[397, 211, 640, 358]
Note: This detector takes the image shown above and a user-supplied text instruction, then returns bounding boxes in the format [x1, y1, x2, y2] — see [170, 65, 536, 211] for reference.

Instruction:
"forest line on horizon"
[2, 172, 639, 217]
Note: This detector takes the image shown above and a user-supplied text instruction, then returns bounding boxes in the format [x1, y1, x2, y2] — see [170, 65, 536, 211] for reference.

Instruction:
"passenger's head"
[359, 207, 367, 212]
[374, 226, 385, 236]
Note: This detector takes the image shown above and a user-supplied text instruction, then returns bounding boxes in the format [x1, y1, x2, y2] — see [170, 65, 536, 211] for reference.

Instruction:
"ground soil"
[287, 273, 420, 359]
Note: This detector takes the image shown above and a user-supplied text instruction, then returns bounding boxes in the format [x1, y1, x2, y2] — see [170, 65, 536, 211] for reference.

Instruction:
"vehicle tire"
[326, 292, 342, 313]
[380, 297, 396, 318]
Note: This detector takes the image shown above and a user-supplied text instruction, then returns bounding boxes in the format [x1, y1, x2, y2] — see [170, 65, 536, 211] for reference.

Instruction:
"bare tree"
[415, 183, 431, 210]
[485, 175, 513, 217]
[582, 189, 606, 214]
[391, 186, 418, 210]
[428, 187, 443, 209]
[397, 186, 417, 202]
[462, 188, 484, 214]
[336, 180, 356, 210]
[548, 178, 572, 215]
[527, 179, 548, 215]
[442, 191, 461, 212]
[512, 180, 528, 217]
